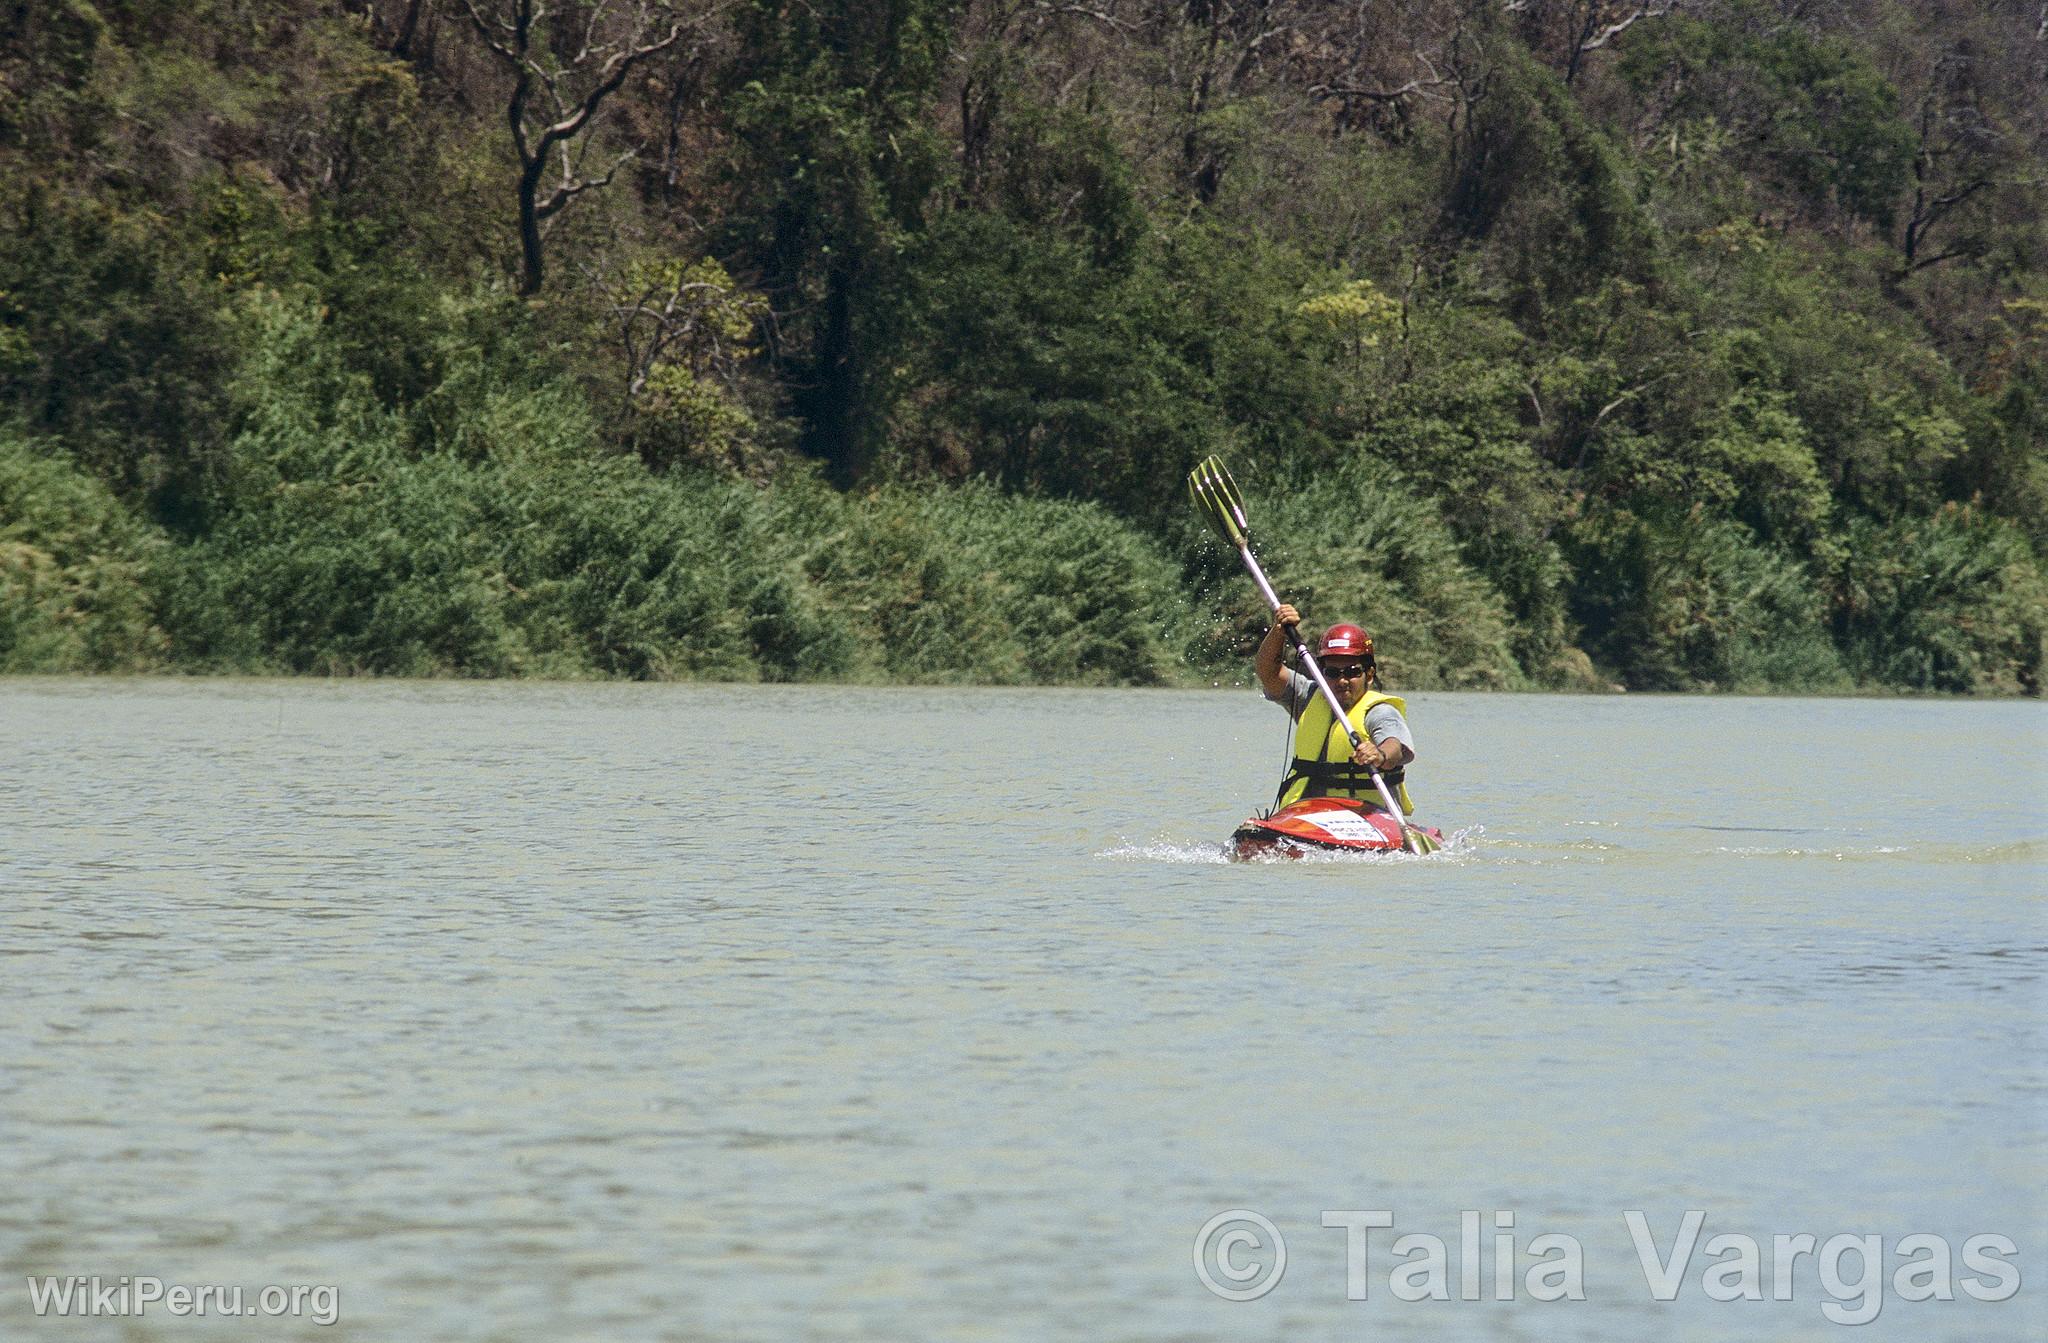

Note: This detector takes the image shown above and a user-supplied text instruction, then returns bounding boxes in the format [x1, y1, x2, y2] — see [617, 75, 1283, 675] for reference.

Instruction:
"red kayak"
[1231, 796, 1445, 860]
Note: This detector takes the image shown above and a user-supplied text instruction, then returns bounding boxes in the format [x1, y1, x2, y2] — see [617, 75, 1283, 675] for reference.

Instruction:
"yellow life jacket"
[1277, 688, 1415, 815]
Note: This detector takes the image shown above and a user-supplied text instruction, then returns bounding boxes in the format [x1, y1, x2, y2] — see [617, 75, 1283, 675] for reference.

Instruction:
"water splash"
[1096, 839, 1234, 864]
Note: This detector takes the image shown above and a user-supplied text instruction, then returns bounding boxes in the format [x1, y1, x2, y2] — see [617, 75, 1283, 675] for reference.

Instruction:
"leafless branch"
[1034, 3, 1134, 33]
[1586, 371, 1676, 436]
[1580, 2, 1677, 55]
[575, 0, 612, 64]
[457, 0, 522, 63]
[1310, 72, 1454, 105]
[615, 279, 728, 395]
[539, 148, 637, 222]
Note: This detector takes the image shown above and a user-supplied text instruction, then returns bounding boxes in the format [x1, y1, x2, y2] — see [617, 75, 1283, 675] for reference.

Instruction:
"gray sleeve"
[1364, 702, 1415, 753]
[1260, 667, 1314, 720]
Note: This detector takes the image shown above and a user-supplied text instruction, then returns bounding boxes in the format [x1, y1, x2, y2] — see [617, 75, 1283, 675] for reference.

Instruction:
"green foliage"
[0, 190, 232, 528]
[0, 429, 167, 671]
[1296, 280, 1401, 364]
[149, 296, 1188, 684]
[1749, 280, 1972, 523]
[1617, 1, 1915, 228]
[802, 481, 1193, 685]
[1564, 504, 1849, 693]
[1569, 317, 1834, 550]
[607, 256, 772, 473]
[163, 450, 1195, 685]
[1832, 505, 2047, 695]
[0, 0, 110, 160]
[1346, 301, 1572, 676]
[720, 0, 960, 476]
[0, 0, 2035, 695]
[154, 297, 762, 678]
[957, 83, 1146, 268]
[1441, 40, 1660, 321]
[1966, 298, 2048, 550]
[1214, 457, 1523, 690]
[1557, 225, 1976, 554]
[887, 212, 1333, 521]
[156, 423, 828, 680]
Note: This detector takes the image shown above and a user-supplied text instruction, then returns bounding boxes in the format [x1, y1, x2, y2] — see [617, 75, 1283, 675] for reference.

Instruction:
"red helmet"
[1319, 623, 1373, 658]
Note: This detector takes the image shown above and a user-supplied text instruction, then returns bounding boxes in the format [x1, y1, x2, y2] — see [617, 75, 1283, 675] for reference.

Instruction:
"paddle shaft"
[1227, 538, 1412, 829]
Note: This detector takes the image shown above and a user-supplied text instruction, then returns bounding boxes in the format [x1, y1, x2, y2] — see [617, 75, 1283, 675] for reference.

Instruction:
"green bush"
[1832, 505, 2047, 695]
[914, 484, 1193, 684]
[502, 464, 853, 681]
[150, 297, 1194, 685]
[0, 429, 167, 671]
[797, 479, 1193, 685]
[1615, 2, 1915, 229]
[1565, 504, 1849, 692]
[1195, 456, 1523, 690]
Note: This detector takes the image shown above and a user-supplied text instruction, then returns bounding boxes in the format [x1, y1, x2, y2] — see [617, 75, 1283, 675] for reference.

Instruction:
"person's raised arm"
[1255, 602, 1300, 700]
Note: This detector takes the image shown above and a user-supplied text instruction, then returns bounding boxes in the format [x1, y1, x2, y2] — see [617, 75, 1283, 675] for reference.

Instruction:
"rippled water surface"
[3, 679, 2044, 1340]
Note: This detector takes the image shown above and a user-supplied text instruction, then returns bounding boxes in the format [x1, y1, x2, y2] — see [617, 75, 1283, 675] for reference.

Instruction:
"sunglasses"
[1325, 662, 1371, 679]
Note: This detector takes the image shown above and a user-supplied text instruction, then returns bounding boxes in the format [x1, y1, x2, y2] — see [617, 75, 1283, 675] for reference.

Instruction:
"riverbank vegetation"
[3, 0, 2042, 692]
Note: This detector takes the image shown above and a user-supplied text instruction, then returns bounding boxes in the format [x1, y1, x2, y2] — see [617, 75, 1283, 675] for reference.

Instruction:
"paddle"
[1188, 455, 1440, 856]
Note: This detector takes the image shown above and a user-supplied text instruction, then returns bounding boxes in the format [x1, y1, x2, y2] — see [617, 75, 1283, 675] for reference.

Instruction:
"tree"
[718, 0, 958, 481]
[1141, 0, 1291, 206]
[456, 0, 715, 295]
[0, 0, 110, 162]
[582, 251, 769, 470]
[1876, 2, 2048, 279]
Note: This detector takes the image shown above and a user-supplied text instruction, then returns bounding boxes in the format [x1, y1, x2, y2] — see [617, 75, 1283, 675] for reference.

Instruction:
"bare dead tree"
[1301, 43, 1458, 138]
[455, 0, 714, 295]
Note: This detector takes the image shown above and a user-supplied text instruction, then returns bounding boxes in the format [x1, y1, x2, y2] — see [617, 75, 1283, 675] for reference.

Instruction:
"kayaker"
[1254, 603, 1416, 815]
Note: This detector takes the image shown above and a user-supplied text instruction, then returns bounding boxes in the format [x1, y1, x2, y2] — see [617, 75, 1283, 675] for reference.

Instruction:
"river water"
[2, 678, 2043, 1341]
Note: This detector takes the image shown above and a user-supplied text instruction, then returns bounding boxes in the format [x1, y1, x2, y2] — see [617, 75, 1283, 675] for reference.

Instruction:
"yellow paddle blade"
[1187, 455, 1250, 549]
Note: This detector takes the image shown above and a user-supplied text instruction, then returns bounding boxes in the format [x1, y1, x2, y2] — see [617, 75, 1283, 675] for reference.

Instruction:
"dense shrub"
[146, 299, 1194, 684]
[1196, 455, 1523, 690]
[881, 484, 1192, 684]
[0, 430, 168, 671]
[1565, 504, 1849, 692]
[1832, 506, 2047, 695]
